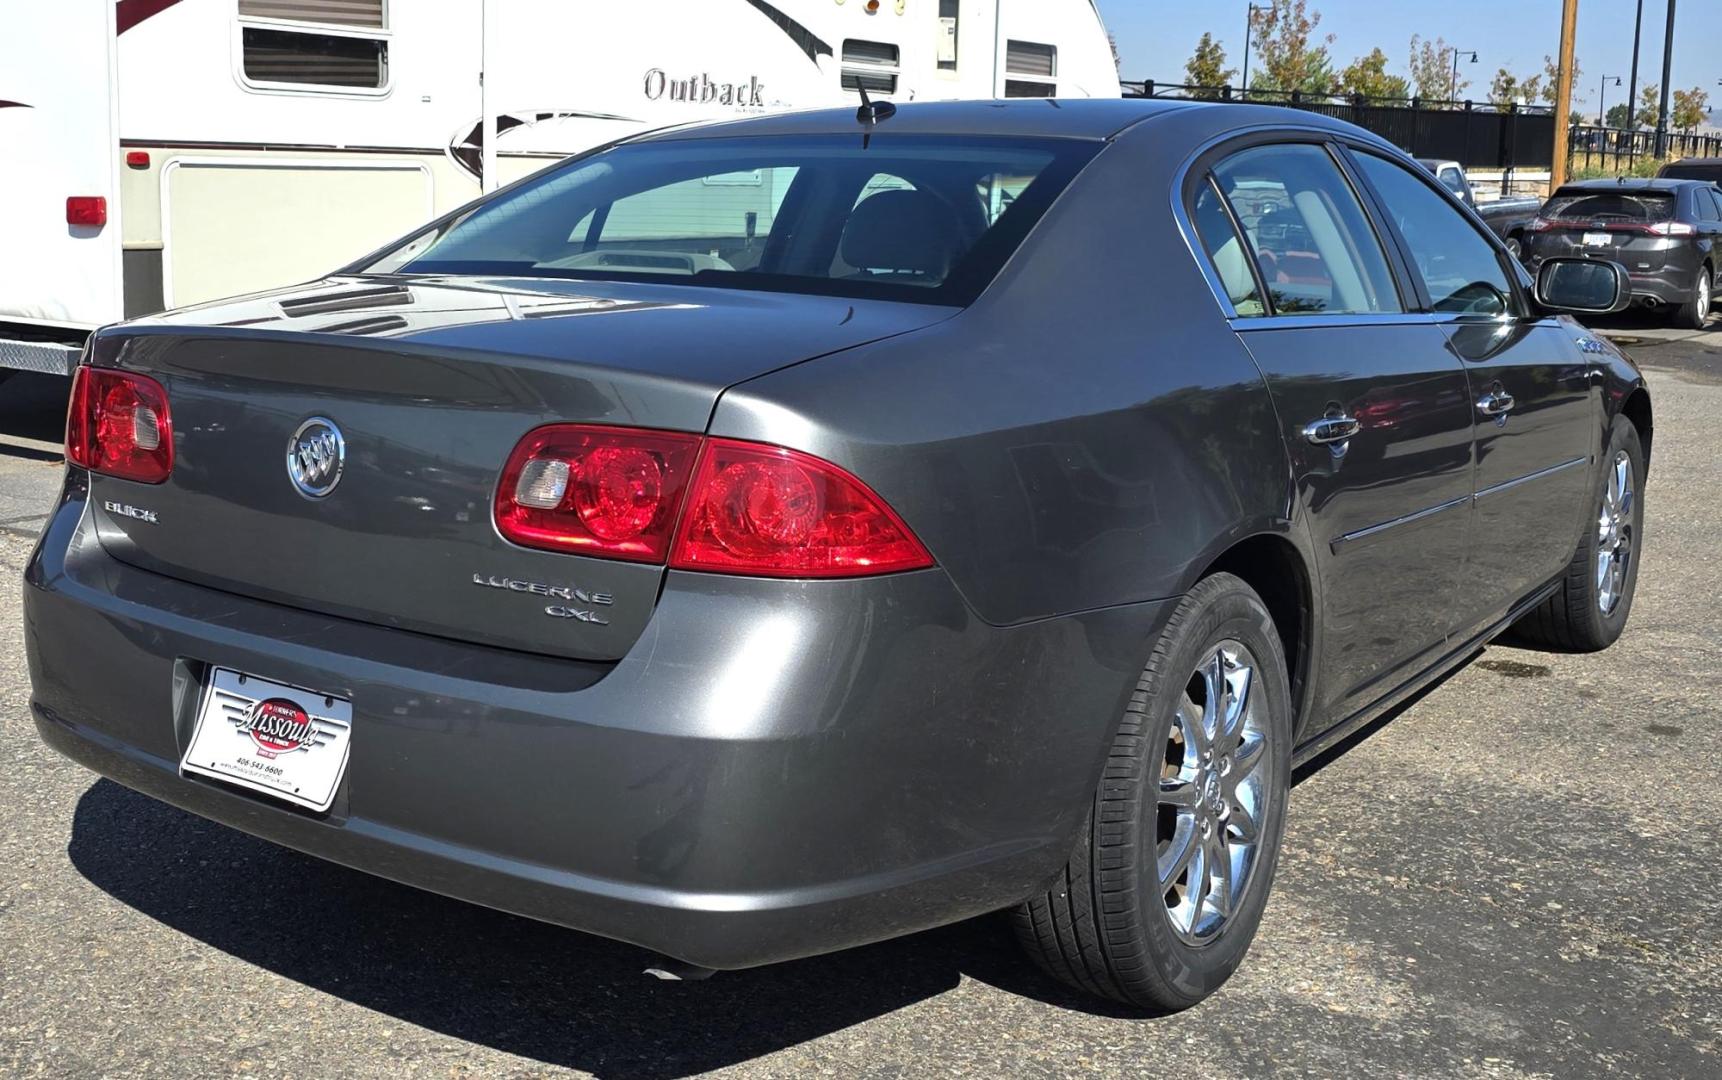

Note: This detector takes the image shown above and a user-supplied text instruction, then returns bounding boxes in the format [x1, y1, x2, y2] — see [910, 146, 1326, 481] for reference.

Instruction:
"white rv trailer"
[0, 0, 1119, 382]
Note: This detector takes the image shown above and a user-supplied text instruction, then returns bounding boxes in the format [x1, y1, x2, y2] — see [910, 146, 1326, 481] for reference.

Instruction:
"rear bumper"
[25, 477, 1167, 969]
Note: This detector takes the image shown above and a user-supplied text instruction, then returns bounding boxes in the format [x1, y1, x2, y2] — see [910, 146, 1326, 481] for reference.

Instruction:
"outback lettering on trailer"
[643, 69, 765, 107]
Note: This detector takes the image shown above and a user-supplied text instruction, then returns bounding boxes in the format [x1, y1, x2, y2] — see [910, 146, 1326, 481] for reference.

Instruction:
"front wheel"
[1012, 572, 1292, 1012]
[1508, 415, 1645, 651]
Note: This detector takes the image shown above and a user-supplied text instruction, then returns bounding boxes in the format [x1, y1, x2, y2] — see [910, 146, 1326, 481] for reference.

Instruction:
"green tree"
[1488, 67, 1519, 106]
[1672, 86, 1711, 133]
[1539, 53, 1582, 110]
[1249, 0, 1338, 96]
[1183, 32, 1237, 98]
[1409, 35, 1468, 105]
[1637, 83, 1662, 129]
[1338, 47, 1408, 100]
[1605, 102, 1632, 128]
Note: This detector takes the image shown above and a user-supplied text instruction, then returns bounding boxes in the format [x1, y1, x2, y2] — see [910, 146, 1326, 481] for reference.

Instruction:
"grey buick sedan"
[26, 99, 1651, 1012]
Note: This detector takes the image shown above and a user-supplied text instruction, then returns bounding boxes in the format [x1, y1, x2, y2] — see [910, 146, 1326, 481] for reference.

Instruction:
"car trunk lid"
[86, 276, 951, 661]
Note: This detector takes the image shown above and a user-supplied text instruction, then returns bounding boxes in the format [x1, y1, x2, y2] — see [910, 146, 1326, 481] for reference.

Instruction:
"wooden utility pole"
[1549, 0, 1580, 189]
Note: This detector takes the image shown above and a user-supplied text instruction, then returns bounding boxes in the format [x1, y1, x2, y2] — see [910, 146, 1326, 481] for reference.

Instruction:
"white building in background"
[0, 0, 1120, 380]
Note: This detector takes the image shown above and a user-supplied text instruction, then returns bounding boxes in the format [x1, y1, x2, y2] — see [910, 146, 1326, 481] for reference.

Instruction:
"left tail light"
[66, 365, 174, 484]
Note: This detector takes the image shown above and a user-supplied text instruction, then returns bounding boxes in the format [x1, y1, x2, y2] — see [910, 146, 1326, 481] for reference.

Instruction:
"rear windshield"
[1543, 191, 1676, 223]
[363, 134, 1098, 306]
[1659, 164, 1722, 182]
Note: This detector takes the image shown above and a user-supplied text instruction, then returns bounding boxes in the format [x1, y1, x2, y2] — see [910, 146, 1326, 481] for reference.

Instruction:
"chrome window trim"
[1231, 313, 1440, 333]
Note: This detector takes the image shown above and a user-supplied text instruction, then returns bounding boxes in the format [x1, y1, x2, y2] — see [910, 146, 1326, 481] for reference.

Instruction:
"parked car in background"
[1416, 158, 1543, 255]
[27, 100, 1652, 1015]
[1524, 178, 1722, 329]
[1657, 158, 1722, 185]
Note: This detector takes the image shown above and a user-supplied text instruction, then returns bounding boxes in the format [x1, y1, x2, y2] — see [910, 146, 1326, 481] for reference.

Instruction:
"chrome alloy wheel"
[1157, 641, 1272, 945]
[1597, 449, 1635, 615]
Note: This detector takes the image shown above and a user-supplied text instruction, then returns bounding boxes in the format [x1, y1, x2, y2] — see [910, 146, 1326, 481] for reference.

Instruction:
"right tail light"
[495, 425, 933, 579]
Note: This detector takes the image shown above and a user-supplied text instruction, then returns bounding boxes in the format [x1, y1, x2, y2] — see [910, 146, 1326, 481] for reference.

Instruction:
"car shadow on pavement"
[66, 779, 1131, 1077]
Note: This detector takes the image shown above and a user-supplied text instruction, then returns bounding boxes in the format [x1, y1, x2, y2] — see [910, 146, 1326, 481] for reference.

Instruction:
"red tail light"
[1647, 221, 1697, 237]
[66, 366, 174, 484]
[495, 427, 934, 578]
[669, 439, 931, 578]
[495, 425, 701, 563]
[66, 196, 107, 227]
[1527, 217, 1558, 232]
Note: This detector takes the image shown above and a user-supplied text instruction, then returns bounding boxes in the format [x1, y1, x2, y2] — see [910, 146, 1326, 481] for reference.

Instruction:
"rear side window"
[1543, 191, 1677, 223]
[1210, 144, 1402, 317]
[372, 134, 1098, 307]
[1190, 180, 1265, 316]
[1353, 153, 1514, 317]
[1694, 190, 1721, 223]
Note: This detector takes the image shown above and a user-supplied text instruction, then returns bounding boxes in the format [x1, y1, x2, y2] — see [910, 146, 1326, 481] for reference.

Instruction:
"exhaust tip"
[643, 958, 717, 982]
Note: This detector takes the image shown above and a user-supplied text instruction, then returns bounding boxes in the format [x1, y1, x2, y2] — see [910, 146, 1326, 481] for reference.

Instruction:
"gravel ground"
[1, 345, 1718, 1079]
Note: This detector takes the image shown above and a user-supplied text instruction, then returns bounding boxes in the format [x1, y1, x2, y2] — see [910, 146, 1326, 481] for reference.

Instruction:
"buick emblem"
[287, 417, 345, 499]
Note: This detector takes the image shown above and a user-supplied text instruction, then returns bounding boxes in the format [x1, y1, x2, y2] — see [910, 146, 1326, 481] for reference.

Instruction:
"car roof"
[1665, 157, 1722, 166]
[629, 97, 1391, 145]
[1555, 178, 1701, 192]
[632, 98, 1193, 143]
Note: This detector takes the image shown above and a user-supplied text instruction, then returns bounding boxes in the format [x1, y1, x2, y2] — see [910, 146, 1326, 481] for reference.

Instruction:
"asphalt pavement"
[1, 334, 1718, 1078]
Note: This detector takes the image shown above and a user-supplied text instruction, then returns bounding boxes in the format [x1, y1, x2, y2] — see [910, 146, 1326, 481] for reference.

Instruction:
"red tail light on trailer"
[495, 427, 933, 578]
[66, 366, 174, 484]
[65, 196, 107, 227]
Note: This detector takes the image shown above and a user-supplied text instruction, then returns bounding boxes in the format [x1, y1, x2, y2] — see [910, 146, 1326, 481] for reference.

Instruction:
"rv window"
[1006, 41, 1058, 77]
[1005, 40, 1057, 97]
[842, 40, 901, 94]
[238, 0, 386, 29]
[374, 134, 1099, 307]
[242, 27, 387, 89]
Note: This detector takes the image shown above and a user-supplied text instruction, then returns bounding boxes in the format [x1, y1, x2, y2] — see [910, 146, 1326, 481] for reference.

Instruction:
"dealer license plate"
[181, 668, 352, 813]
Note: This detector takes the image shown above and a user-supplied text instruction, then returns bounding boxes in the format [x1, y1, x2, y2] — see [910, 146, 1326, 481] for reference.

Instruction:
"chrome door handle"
[1303, 416, 1361, 445]
[1477, 390, 1516, 417]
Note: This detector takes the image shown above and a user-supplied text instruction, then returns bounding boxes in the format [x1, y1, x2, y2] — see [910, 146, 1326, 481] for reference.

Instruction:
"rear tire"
[1012, 572, 1292, 1012]
[1674, 265, 1712, 330]
[1508, 415, 1645, 652]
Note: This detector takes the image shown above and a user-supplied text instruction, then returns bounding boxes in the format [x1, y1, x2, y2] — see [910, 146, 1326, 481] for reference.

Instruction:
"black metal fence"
[1127, 81, 1558, 177]
[1568, 125, 1722, 175]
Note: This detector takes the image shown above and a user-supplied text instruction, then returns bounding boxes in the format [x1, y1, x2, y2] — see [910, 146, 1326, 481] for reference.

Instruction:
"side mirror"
[1534, 257, 1632, 315]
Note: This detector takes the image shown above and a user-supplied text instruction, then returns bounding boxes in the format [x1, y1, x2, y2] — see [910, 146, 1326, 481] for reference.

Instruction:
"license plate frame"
[181, 668, 353, 813]
[1583, 232, 1614, 248]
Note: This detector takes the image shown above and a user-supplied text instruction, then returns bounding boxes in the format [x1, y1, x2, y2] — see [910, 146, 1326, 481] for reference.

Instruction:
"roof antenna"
[856, 83, 897, 126]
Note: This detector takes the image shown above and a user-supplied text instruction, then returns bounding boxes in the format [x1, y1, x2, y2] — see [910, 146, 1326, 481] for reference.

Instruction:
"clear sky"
[1098, 0, 1721, 123]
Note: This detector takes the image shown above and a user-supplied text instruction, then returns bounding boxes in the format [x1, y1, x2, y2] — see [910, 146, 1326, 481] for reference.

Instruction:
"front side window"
[1211, 144, 1402, 317]
[238, 0, 388, 91]
[1353, 153, 1514, 317]
[368, 135, 1097, 306]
